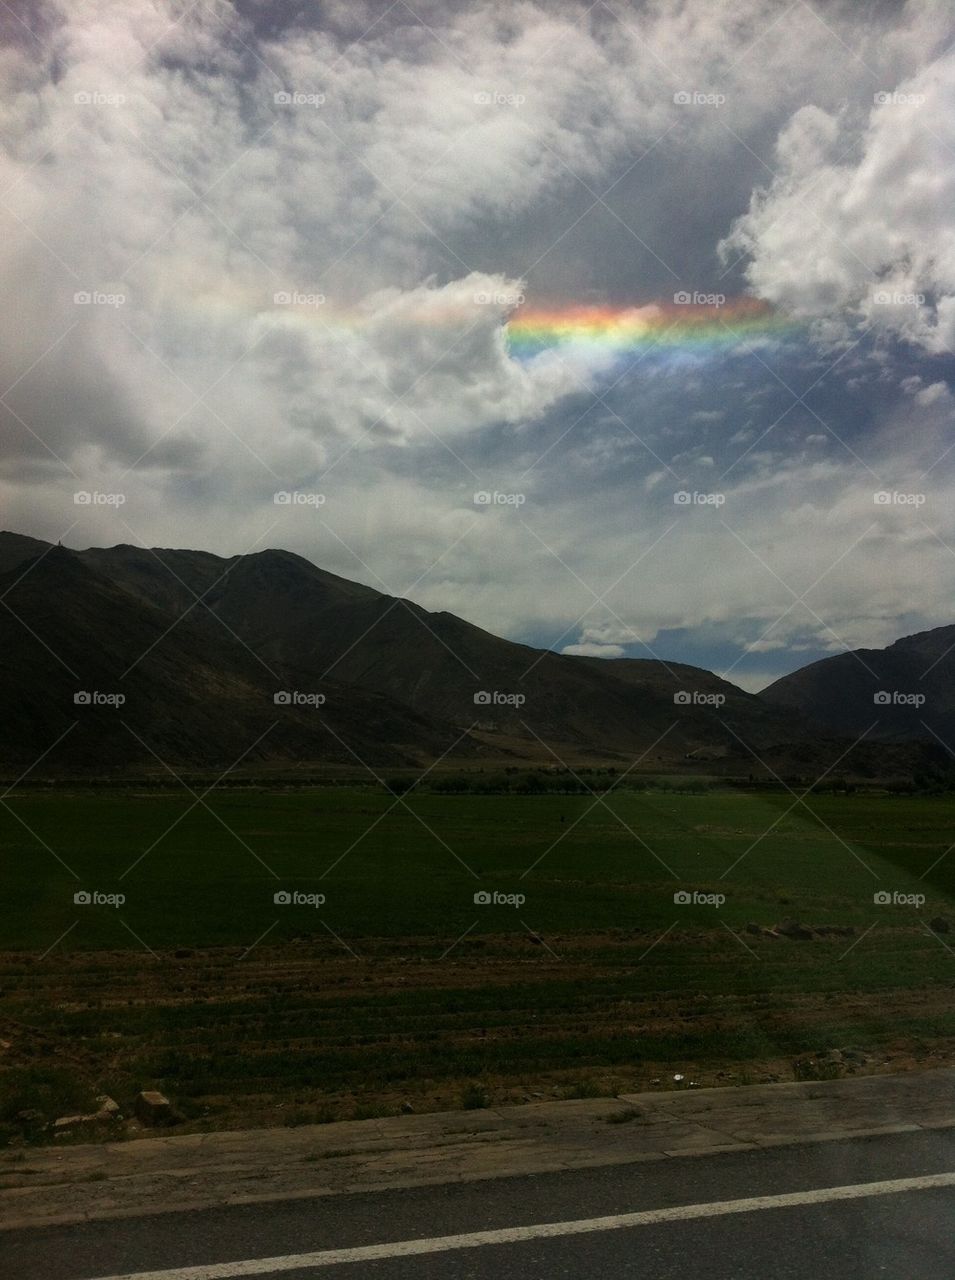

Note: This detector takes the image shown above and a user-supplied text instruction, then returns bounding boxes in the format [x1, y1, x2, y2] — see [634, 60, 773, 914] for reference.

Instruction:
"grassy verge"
[1, 788, 953, 1144]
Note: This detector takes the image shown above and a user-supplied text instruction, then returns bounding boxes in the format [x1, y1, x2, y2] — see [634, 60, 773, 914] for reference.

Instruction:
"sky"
[1, 0, 953, 691]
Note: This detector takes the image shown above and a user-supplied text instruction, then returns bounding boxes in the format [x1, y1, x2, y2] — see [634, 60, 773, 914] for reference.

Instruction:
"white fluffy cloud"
[561, 642, 627, 659]
[721, 48, 955, 353]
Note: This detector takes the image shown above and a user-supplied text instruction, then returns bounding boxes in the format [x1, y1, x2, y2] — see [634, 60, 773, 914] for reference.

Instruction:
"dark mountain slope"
[0, 532, 52, 574]
[760, 627, 955, 744]
[0, 545, 473, 771]
[5, 529, 931, 773]
[73, 538, 808, 758]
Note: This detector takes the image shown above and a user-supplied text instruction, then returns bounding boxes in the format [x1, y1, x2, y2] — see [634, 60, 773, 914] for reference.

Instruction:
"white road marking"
[87, 1171, 955, 1279]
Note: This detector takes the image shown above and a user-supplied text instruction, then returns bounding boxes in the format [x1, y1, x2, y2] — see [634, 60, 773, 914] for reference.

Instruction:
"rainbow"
[181, 288, 800, 366]
[506, 297, 799, 358]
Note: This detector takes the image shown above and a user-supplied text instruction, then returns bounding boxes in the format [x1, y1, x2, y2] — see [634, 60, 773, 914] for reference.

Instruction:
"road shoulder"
[2, 1066, 953, 1231]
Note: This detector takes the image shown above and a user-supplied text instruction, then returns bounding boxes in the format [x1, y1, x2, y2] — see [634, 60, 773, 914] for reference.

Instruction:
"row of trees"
[390, 771, 715, 796]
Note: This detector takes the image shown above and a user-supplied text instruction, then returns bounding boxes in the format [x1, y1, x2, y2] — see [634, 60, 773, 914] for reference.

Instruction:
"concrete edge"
[2, 1120, 953, 1232]
[2, 1069, 953, 1232]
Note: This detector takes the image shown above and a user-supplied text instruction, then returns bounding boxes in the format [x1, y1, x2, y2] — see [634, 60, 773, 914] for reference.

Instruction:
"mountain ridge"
[0, 530, 944, 775]
[762, 626, 955, 744]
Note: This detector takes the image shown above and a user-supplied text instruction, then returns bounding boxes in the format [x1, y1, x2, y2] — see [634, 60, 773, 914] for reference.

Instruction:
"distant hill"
[63, 537, 806, 756]
[0, 541, 473, 771]
[760, 628, 955, 746]
[0, 530, 930, 776]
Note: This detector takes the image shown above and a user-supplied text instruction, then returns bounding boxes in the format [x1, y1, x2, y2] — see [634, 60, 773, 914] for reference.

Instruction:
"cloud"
[744, 638, 788, 654]
[247, 273, 586, 448]
[721, 50, 955, 354]
[915, 381, 952, 408]
[0, 0, 935, 493]
[561, 642, 626, 659]
[0, 0, 952, 689]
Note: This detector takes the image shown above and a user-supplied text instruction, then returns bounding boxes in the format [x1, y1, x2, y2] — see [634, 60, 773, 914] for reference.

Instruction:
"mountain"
[0, 529, 910, 775]
[61, 537, 807, 757]
[0, 532, 51, 574]
[760, 627, 955, 746]
[0, 542, 475, 772]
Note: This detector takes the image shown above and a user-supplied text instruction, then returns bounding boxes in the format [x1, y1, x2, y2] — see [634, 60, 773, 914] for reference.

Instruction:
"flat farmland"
[1, 787, 954, 1144]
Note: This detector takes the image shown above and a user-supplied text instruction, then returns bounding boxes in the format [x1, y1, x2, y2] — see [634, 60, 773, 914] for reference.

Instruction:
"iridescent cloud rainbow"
[506, 297, 799, 357]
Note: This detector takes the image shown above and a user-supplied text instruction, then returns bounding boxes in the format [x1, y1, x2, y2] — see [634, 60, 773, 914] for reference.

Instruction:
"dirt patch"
[2, 930, 954, 1145]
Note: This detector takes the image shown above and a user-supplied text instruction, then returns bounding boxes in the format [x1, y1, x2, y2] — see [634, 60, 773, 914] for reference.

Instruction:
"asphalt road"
[4, 1128, 954, 1279]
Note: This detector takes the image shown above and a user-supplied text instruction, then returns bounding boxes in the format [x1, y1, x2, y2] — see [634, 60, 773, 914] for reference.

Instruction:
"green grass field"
[1, 787, 953, 949]
[2, 787, 954, 1144]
